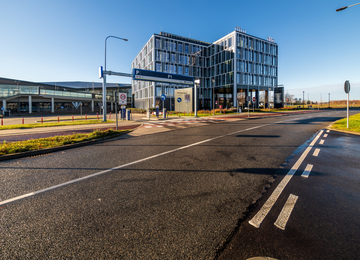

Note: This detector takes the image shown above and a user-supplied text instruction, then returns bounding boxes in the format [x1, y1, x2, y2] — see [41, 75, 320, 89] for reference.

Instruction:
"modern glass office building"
[132, 27, 278, 110]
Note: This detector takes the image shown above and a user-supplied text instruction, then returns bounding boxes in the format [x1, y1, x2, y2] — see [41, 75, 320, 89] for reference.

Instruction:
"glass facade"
[132, 29, 278, 110]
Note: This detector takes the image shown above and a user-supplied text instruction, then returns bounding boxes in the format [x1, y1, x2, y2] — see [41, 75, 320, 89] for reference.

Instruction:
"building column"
[91, 100, 94, 112]
[29, 96, 32, 114]
[2, 100, 6, 110]
[51, 97, 54, 113]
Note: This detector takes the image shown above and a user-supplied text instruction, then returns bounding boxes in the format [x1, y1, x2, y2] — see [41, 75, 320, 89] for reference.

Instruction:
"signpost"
[119, 93, 127, 105]
[161, 94, 166, 112]
[252, 97, 256, 113]
[177, 97, 182, 114]
[344, 80, 350, 129]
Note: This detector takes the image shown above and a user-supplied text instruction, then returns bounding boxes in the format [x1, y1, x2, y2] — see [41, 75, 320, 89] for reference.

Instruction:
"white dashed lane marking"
[319, 140, 325, 145]
[274, 194, 299, 230]
[248, 130, 324, 228]
[301, 164, 313, 178]
[313, 148, 320, 157]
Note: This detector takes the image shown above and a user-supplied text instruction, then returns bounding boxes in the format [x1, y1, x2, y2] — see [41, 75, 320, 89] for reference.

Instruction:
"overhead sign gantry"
[133, 69, 194, 85]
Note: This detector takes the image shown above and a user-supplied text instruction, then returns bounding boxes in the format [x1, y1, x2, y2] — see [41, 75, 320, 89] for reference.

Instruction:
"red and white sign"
[119, 93, 127, 105]
[252, 97, 256, 102]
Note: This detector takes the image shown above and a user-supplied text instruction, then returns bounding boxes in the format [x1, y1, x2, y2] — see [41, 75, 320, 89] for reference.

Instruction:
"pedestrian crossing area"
[141, 118, 225, 129]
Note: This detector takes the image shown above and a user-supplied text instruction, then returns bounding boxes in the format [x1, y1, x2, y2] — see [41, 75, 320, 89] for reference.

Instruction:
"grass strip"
[0, 129, 129, 155]
[331, 113, 360, 133]
[0, 120, 115, 130]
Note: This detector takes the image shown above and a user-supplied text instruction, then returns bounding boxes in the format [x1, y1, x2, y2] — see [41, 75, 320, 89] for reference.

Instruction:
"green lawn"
[0, 129, 129, 155]
[331, 113, 360, 133]
[0, 120, 115, 130]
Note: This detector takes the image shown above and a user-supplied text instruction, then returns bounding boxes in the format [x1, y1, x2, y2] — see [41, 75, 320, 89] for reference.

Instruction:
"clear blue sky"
[1, 0, 359, 101]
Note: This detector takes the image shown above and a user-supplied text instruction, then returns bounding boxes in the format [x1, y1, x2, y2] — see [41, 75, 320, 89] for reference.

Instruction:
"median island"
[0, 129, 130, 155]
[330, 113, 360, 133]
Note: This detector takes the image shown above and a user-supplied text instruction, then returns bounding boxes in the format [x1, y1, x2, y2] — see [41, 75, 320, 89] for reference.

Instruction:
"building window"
[156, 87, 162, 96]
[178, 66, 183, 75]
[156, 62, 161, 72]
[185, 66, 189, 75]
[185, 44, 189, 54]
[178, 43, 183, 52]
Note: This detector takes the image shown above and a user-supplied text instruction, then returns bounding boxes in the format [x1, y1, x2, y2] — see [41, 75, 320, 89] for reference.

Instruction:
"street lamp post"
[303, 91, 305, 109]
[336, 2, 360, 11]
[15, 81, 20, 115]
[103, 36, 128, 122]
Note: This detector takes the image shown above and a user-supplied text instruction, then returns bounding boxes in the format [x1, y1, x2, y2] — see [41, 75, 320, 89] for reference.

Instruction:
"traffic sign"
[344, 80, 350, 93]
[99, 66, 103, 79]
[133, 69, 194, 85]
[1, 107, 3, 110]
[177, 97, 182, 103]
[161, 94, 166, 101]
[119, 93, 127, 105]
[185, 94, 190, 103]
[253, 97, 256, 102]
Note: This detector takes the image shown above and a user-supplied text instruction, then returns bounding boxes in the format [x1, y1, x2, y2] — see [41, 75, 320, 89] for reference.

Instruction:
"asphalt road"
[218, 124, 360, 260]
[0, 110, 357, 259]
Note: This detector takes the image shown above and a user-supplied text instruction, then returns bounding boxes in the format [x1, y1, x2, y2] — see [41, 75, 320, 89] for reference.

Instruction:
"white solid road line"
[274, 194, 299, 230]
[313, 148, 320, 157]
[0, 116, 319, 207]
[248, 130, 324, 228]
[301, 164, 313, 178]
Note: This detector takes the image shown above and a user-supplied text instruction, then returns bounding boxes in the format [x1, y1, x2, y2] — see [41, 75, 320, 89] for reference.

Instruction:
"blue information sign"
[177, 97, 182, 103]
[133, 69, 194, 85]
[161, 94, 166, 101]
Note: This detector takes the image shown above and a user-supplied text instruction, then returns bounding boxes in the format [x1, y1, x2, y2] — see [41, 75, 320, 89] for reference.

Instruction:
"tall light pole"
[336, 2, 360, 11]
[328, 93, 331, 108]
[303, 91, 305, 109]
[15, 81, 20, 115]
[103, 36, 128, 122]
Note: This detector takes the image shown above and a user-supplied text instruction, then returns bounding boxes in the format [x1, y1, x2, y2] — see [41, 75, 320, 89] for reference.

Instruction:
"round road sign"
[252, 97, 256, 102]
[161, 94, 166, 101]
[120, 93, 126, 100]
[344, 80, 350, 94]
[177, 97, 182, 103]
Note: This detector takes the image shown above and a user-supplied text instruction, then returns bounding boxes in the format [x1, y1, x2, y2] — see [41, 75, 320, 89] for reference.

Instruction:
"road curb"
[326, 123, 360, 136]
[0, 124, 143, 162]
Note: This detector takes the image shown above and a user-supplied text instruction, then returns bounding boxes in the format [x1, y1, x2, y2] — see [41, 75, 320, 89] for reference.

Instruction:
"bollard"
[58, 116, 60, 122]
[85, 114, 87, 120]
[41, 116, 43, 123]
[22, 117, 24, 124]
[163, 108, 166, 119]
[72, 115, 74, 121]
[97, 113, 99, 120]
[109, 112, 112, 119]
[1, 118, 3, 126]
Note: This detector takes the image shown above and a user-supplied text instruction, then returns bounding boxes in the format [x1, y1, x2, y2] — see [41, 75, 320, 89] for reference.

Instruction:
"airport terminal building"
[0, 77, 131, 115]
[132, 27, 279, 110]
